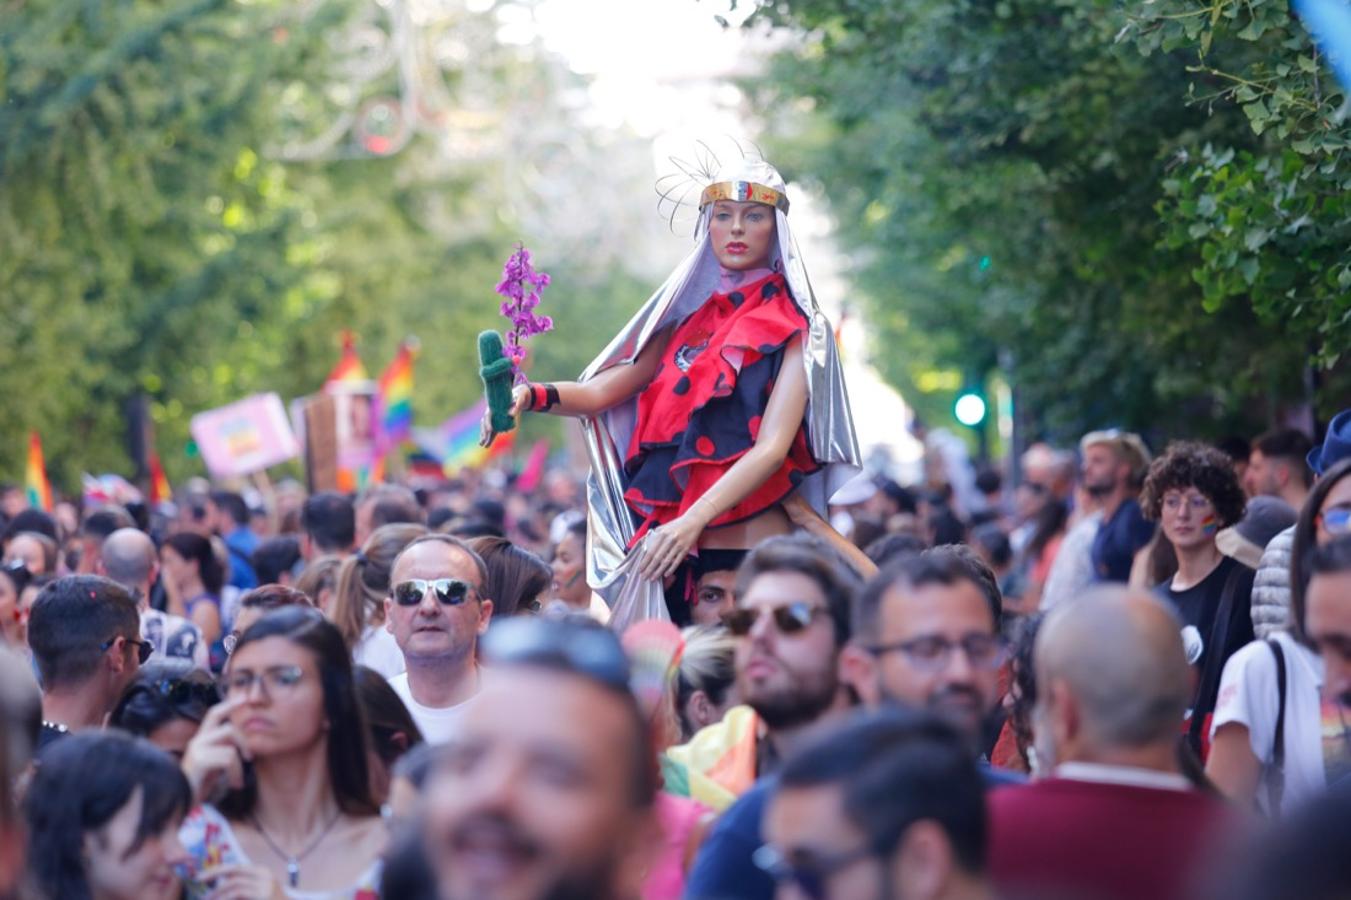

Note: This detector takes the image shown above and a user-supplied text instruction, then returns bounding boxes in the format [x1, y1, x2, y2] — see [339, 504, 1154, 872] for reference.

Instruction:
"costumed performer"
[481, 158, 860, 624]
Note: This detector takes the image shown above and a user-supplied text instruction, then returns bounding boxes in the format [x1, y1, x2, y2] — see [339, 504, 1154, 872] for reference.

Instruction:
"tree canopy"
[750, 0, 1348, 446]
[0, 0, 643, 488]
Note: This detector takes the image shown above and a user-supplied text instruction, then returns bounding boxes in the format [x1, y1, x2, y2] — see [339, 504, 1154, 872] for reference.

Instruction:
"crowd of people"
[0, 408, 1348, 900]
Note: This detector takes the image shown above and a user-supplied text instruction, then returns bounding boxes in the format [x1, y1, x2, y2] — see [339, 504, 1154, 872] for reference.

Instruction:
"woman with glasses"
[1140, 442, 1252, 758]
[110, 660, 220, 759]
[179, 606, 385, 898]
[329, 523, 426, 679]
[1207, 458, 1351, 814]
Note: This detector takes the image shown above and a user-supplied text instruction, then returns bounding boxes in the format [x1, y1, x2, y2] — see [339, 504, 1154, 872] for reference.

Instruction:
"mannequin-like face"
[708, 200, 776, 271]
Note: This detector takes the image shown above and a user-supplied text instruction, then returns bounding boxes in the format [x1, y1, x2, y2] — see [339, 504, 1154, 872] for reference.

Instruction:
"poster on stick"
[190, 393, 299, 479]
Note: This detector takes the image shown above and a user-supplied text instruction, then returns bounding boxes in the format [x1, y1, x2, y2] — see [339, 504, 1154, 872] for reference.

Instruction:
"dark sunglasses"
[392, 578, 477, 607]
[722, 601, 826, 637]
[102, 635, 154, 665]
[753, 843, 874, 900]
[130, 677, 220, 707]
[480, 616, 630, 693]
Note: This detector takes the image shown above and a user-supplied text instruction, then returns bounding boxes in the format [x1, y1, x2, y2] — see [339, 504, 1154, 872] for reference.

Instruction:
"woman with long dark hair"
[161, 532, 226, 646]
[179, 606, 385, 898]
[352, 665, 424, 806]
[25, 730, 192, 900]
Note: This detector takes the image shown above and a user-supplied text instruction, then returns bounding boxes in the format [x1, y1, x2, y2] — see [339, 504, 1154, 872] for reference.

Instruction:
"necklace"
[249, 809, 344, 888]
[41, 720, 68, 733]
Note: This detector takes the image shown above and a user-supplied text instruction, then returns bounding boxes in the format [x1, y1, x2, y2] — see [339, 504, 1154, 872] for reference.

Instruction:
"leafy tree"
[748, 0, 1344, 446]
[0, 0, 646, 489]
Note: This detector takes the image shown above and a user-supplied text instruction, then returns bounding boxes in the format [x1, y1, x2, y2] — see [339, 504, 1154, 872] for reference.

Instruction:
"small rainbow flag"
[25, 431, 52, 512]
[325, 331, 368, 386]
[148, 451, 172, 505]
[413, 400, 514, 473]
[375, 340, 415, 454]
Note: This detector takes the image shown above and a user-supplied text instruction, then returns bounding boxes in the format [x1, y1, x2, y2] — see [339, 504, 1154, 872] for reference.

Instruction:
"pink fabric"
[642, 793, 709, 900]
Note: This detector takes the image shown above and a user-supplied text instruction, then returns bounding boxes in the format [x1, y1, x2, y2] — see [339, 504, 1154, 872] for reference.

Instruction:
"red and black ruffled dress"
[623, 271, 819, 545]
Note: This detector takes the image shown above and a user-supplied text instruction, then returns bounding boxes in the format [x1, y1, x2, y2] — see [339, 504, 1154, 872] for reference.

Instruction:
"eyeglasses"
[867, 633, 1007, 673]
[480, 617, 630, 693]
[1320, 506, 1351, 537]
[392, 578, 477, 607]
[220, 665, 304, 698]
[752, 843, 874, 900]
[721, 601, 826, 637]
[1161, 492, 1213, 514]
[101, 635, 154, 665]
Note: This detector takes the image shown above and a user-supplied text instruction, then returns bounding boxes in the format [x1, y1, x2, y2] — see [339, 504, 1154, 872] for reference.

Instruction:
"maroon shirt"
[988, 774, 1237, 900]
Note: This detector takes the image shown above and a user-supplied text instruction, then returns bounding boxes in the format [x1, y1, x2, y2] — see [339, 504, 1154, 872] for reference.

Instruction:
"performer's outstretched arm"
[636, 341, 808, 581]
[480, 327, 672, 446]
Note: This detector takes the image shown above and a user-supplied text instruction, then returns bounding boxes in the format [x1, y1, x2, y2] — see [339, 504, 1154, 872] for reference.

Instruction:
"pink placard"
[190, 393, 300, 478]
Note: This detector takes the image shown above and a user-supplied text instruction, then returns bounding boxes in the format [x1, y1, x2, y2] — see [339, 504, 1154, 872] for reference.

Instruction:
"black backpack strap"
[1267, 638, 1287, 813]
[1188, 563, 1245, 754]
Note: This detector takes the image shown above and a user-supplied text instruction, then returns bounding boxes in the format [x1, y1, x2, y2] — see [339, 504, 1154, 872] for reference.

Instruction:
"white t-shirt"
[1211, 630, 1351, 815]
[353, 623, 405, 679]
[387, 672, 475, 745]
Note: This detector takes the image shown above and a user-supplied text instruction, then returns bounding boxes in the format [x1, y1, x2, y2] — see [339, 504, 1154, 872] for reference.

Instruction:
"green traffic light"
[954, 393, 986, 427]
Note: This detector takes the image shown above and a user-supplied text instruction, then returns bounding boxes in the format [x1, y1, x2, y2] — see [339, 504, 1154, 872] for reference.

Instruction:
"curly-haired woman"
[1141, 441, 1253, 757]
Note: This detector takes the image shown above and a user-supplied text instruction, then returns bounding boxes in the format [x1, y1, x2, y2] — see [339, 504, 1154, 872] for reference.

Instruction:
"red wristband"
[530, 383, 548, 411]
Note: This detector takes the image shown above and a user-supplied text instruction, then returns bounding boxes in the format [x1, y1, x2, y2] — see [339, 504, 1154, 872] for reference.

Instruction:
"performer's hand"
[479, 384, 532, 448]
[637, 514, 703, 582]
[780, 490, 824, 530]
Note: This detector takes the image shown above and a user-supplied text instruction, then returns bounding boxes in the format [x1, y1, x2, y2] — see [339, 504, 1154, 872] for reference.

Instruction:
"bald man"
[987, 587, 1239, 900]
[99, 529, 206, 668]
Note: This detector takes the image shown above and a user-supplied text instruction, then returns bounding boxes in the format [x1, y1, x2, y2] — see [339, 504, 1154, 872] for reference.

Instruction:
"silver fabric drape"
[577, 161, 862, 603]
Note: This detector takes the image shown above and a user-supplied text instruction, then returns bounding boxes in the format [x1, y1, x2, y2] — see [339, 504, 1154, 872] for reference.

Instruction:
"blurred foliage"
[749, 0, 1347, 445]
[0, 0, 637, 490]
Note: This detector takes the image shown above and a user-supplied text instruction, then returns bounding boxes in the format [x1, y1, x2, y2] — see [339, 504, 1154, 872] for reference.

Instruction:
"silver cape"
[576, 160, 861, 602]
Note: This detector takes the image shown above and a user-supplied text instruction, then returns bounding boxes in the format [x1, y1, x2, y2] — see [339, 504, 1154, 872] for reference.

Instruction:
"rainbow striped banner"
[413, 400, 514, 473]
[375, 341, 415, 454]
[25, 431, 52, 511]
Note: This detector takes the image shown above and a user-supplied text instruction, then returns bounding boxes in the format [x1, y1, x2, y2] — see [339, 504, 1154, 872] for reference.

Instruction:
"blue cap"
[1308, 409, 1351, 476]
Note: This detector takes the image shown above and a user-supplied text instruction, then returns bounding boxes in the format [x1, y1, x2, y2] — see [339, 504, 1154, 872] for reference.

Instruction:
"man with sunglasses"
[27, 575, 148, 752]
[685, 534, 860, 900]
[842, 546, 1018, 786]
[384, 534, 494, 744]
[422, 617, 660, 900]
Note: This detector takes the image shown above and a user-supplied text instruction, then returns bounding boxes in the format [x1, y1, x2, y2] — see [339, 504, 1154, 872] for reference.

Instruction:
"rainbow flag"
[660, 706, 760, 812]
[325, 331, 368, 386]
[413, 400, 515, 473]
[25, 431, 52, 511]
[148, 451, 172, 505]
[375, 340, 415, 454]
